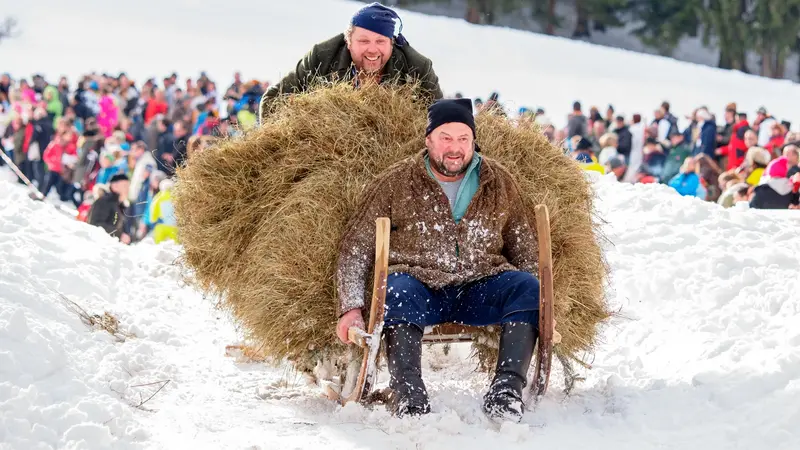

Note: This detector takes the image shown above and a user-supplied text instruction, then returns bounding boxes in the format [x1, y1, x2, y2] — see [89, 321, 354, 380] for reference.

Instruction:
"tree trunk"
[718, 47, 733, 70]
[547, 0, 556, 35]
[775, 54, 786, 79]
[466, 0, 492, 25]
[480, 0, 494, 25]
[466, 6, 480, 24]
[759, 47, 785, 78]
[761, 48, 773, 78]
[573, 0, 590, 38]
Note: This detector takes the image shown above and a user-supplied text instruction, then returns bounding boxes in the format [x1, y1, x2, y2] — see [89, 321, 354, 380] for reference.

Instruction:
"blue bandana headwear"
[351, 2, 407, 46]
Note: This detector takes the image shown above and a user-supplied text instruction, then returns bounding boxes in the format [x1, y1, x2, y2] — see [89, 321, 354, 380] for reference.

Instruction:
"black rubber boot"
[482, 321, 537, 422]
[384, 323, 430, 417]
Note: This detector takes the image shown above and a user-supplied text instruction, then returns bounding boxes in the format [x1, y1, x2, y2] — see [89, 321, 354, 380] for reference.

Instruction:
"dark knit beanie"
[351, 2, 407, 45]
[109, 173, 129, 183]
[426, 98, 476, 138]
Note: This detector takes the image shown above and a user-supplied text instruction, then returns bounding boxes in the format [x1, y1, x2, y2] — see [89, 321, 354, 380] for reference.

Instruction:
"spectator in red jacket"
[718, 112, 751, 171]
[41, 130, 78, 201]
[764, 122, 786, 157]
[144, 88, 169, 125]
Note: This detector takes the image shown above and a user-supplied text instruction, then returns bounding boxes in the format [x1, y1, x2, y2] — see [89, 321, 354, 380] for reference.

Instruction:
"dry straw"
[173, 81, 610, 378]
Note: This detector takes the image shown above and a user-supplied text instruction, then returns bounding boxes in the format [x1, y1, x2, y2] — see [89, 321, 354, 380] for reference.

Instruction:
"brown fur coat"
[335, 149, 538, 316]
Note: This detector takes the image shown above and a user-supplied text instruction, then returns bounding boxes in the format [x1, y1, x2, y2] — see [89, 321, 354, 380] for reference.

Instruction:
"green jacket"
[661, 143, 692, 184]
[259, 33, 443, 122]
[44, 85, 63, 127]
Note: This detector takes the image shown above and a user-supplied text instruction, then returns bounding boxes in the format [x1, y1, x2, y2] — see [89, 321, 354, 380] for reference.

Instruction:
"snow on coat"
[335, 150, 538, 317]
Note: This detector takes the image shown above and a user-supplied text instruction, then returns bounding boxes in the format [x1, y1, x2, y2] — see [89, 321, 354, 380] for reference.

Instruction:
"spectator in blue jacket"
[669, 157, 707, 198]
[692, 108, 717, 157]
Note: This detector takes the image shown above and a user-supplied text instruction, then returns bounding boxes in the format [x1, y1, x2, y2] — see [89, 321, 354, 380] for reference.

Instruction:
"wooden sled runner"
[338, 204, 555, 407]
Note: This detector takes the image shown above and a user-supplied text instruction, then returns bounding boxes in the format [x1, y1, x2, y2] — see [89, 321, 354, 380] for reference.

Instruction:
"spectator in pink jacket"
[97, 87, 119, 137]
[19, 79, 37, 104]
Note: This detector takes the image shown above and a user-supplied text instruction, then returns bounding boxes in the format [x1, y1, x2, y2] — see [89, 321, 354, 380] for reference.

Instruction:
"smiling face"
[425, 122, 475, 181]
[347, 26, 393, 74]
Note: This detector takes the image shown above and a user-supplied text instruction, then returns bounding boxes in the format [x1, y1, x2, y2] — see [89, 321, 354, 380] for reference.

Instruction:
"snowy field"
[3, 0, 800, 130]
[2, 166, 800, 449]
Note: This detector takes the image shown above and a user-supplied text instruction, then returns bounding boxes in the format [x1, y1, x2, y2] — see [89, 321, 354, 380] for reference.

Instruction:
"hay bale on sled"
[173, 81, 610, 379]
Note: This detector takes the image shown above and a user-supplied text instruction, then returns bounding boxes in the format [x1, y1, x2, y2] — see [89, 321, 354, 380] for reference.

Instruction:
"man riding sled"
[335, 98, 541, 422]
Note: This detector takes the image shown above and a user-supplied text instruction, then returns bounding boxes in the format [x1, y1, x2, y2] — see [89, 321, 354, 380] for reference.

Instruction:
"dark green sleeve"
[259, 49, 318, 123]
[418, 58, 443, 102]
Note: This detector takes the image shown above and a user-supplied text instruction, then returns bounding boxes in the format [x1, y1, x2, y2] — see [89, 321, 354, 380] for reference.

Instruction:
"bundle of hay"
[173, 81, 610, 381]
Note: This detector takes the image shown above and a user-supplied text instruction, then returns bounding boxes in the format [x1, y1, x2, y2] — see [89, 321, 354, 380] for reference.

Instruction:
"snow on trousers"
[383, 271, 540, 329]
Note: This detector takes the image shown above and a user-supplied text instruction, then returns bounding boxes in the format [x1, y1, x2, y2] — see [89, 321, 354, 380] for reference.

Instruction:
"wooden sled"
[339, 205, 555, 407]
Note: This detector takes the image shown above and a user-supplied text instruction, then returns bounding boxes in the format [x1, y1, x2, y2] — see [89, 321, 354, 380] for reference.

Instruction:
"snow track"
[2, 171, 799, 449]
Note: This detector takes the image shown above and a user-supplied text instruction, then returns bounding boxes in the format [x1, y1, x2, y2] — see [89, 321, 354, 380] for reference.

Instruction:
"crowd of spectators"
[468, 93, 800, 210]
[1, 71, 797, 246]
[0, 71, 263, 243]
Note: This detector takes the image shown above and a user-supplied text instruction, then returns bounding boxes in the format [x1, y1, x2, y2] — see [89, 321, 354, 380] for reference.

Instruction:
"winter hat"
[351, 2, 407, 45]
[766, 156, 789, 179]
[607, 155, 626, 170]
[159, 178, 175, 192]
[109, 173, 129, 184]
[426, 98, 475, 138]
[575, 137, 593, 152]
[696, 108, 712, 122]
[747, 147, 772, 167]
[101, 151, 115, 162]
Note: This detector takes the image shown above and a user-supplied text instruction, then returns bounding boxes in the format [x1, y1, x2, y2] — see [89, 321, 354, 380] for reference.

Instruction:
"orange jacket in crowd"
[144, 99, 168, 125]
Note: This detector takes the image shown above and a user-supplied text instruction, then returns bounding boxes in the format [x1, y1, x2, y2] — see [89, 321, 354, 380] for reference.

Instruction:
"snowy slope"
[3, 0, 800, 130]
[2, 171, 799, 450]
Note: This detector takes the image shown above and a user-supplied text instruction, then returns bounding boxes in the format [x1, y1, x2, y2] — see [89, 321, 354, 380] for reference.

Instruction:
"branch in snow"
[52, 289, 135, 342]
[133, 380, 171, 409]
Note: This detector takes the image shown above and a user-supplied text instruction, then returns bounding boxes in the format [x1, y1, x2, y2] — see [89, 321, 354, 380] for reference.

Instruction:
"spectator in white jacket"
[128, 140, 156, 203]
[754, 107, 777, 147]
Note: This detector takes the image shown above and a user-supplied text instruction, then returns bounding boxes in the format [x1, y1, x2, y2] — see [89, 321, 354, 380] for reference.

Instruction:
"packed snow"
[2, 168, 799, 449]
[3, 0, 800, 131]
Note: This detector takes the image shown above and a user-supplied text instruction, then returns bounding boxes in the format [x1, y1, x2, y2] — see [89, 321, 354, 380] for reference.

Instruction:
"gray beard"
[432, 155, 469, 178]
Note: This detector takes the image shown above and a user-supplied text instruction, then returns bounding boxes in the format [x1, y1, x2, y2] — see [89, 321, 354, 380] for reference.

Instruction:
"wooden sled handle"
[530, 203, 555, 400]
[347, 326, 368, 348]
[341, 217, 391, 405]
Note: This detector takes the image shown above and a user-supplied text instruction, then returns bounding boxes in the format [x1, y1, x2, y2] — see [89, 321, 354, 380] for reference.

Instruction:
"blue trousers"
[383, 271, 540, 330]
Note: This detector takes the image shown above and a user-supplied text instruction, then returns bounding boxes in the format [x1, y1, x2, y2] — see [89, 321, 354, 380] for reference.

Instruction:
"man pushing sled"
[335, 98, 541, 422]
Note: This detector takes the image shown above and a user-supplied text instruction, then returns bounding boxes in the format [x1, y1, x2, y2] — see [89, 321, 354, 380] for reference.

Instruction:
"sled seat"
[423, 323, 481, 343]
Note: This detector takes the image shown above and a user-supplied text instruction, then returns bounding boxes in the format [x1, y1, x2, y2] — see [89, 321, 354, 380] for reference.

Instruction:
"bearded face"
[426, 122, 475, 180]
[347, 27, 393, 74]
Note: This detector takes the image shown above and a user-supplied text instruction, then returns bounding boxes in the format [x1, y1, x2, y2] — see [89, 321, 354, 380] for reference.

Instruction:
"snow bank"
[1, 178, 191, 449]
[2, 170, 799, 449]
[4, 0, 800, 130]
